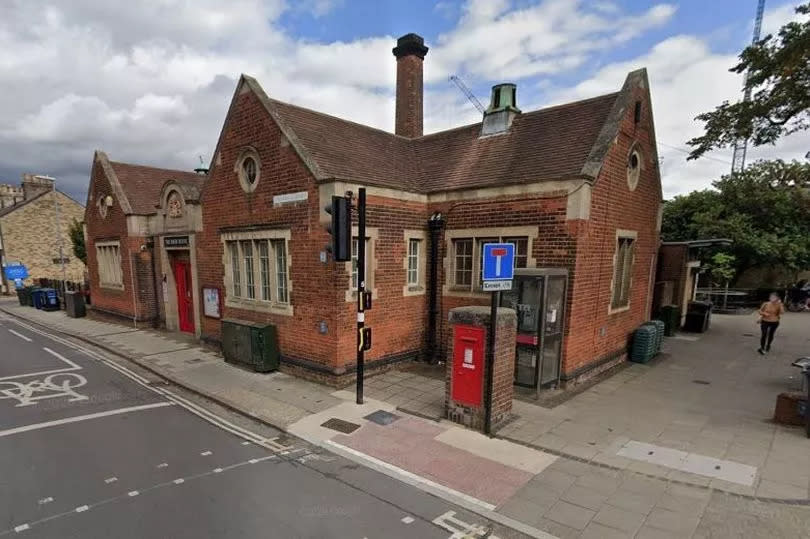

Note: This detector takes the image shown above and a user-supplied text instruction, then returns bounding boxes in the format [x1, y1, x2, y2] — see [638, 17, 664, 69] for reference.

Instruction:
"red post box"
[451, 325, 485, 406]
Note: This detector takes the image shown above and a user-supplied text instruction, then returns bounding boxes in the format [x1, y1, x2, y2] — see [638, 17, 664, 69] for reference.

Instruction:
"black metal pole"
[484, 290, 499, 436]
[356, 188, 366, 405]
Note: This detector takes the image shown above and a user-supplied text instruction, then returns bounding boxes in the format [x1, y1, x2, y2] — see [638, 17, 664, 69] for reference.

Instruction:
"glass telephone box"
[500, 268, 568, 393]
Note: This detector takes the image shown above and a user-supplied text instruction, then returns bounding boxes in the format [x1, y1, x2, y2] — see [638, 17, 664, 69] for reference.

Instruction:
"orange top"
[759, 300, 784, 323]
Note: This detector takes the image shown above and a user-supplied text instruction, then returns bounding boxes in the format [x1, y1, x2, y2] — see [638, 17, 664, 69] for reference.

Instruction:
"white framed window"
[451, 234, 530, 292]
[403, 230, 427, 296]
[345, 227, 378, 302]
[222, 230, 292, 316]
[407, 239, 420, 285]
[96, 241, 123, 289]
[610, 232, 637, 312]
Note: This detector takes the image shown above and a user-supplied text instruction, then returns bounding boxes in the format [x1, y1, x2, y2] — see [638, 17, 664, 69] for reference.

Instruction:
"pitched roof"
[0, 191, 49, 218]
[107, 161, 207, 215]
[244, 70, 642, 195]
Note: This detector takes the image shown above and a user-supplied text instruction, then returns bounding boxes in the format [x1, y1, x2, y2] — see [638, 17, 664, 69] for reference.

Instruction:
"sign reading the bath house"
[164, 235, 189, 248]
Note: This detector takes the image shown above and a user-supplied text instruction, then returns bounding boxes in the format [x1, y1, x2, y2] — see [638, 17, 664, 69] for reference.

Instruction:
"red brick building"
[194, 33, 664, 387]
[84, 151, 207, 332]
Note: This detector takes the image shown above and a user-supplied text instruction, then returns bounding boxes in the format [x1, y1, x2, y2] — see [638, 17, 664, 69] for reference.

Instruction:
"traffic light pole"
[356, 188, 366, 405]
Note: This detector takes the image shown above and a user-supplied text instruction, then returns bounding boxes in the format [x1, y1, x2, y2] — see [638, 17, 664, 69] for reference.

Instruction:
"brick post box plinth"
[446, 305, 516, 432]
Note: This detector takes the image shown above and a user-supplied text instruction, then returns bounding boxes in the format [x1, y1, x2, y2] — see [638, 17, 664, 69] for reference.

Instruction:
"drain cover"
[320, 418, 361, 434]
[364, 410, 400, 426]
[693, 379, 711, 385]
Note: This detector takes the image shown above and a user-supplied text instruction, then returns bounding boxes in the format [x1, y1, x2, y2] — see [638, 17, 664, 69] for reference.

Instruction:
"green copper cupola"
[481, 83, 521, 136]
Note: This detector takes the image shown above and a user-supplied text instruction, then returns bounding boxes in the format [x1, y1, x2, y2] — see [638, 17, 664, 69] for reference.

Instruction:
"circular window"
[627, 149, 642, 191]
[97, 196, 109, 218]
[236, 150, 261, 193]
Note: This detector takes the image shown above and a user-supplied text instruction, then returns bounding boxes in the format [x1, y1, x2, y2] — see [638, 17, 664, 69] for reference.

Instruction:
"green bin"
[221, 319, 279, 373]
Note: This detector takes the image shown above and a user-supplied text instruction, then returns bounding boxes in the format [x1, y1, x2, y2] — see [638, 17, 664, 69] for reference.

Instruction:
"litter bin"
[16, 288, 26, 306]
[793, 357, 810, 438]
[659, 305, 679, 336]
[684, 301, 712, 333]
[31, 288, 47, 309]
[42, 288, 60, 311]
[65, 290, 86, 318]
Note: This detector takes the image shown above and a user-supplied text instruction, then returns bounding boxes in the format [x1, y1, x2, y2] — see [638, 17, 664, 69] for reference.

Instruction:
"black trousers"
[760, 321, 779, 350]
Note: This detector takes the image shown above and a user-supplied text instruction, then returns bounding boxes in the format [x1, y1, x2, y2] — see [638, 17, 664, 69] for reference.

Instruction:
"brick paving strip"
[3, 301, 810, 538]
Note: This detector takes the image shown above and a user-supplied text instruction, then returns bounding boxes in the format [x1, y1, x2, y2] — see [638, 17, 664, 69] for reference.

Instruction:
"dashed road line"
[104, 477, 117, 484]
[8, 329, 32, 342]
[200, 450, 212, 456]
[13, 524, 29, 533]
[173, 478, 185, 484]
[401, 516, 415, 524]
[37, 497, 53, 505]
[213, 468, 223, 473]
[127, 491, 139, 497]
[157, 463, 168, 469]
[75, 505, 89, 513]
[241, 441, 250, 446]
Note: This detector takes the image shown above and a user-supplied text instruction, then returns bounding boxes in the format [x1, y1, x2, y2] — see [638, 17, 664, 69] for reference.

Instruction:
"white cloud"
[0, 0, 804, 204]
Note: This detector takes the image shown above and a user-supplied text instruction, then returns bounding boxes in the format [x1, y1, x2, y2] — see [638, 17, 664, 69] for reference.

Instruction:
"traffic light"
[325, 195, 351, 261]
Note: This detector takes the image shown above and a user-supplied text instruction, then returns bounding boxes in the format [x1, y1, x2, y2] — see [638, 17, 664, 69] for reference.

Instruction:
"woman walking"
[758, 292, 785, 354]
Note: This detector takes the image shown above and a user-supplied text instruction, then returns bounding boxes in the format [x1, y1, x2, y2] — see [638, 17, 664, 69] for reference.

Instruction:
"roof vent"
[481, 83, 521, 136]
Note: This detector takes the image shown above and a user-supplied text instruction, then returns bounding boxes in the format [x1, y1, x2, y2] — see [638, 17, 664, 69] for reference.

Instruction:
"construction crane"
[449, 75, 485, 114]
[731, 0, 766, 174]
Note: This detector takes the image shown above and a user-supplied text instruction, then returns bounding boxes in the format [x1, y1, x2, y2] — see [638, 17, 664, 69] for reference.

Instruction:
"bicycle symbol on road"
[0, 373, 89, 407]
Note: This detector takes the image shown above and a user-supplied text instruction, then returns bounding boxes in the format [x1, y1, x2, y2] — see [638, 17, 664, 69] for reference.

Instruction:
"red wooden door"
[173, 261, 194, 333]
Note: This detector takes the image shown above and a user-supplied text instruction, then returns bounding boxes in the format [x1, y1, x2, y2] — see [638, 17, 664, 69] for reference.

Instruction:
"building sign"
[203, 287, 221, 319]
[52, 257, 70, 264]
[272, 191, 308, 206]
[164, 236, 190, 248]
[3, 264, 28, 281]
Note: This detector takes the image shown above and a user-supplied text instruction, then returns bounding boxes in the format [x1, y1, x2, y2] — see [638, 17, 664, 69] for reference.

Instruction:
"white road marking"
[248, 458, 261, 464]
[8, 329, 32, 342]
[14, 524, 30, 533]
[157, 463, 168, 468]
[0, 342, 82, 382]
[213, 468, 223, 473]
[173, 478, 185, 484]
[0, 402, 173, 438]
[401, 516, 415, 524]
[42, 347, 82, 370]
[37, 497, 53, 505]
[200, 450, 212, 456]
[241, 441, 250, 446]
[104, 477, 117, 484]
[432, 511, 499, 539]
[127, 491, 139, 497]
[75, 505, 89, 513]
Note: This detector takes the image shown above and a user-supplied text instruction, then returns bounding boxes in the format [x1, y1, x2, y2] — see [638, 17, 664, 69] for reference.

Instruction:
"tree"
[69, 218, 86, 266]
[706, 253, 737, 288]
[687, 2, 810, 159]
[662, 160, 810, 280]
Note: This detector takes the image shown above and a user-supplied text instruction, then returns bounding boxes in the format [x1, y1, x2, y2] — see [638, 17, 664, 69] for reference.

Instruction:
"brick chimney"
[393, 33, 429, 138]
[22, 174, 55, 200]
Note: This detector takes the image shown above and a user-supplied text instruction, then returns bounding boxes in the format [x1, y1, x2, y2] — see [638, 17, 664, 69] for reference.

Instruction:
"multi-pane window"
[611, 236, 635, 309]
[273, 239, 288, 303]
[226, 238, 289, 305]
[407, 239, 420, 286]
[351, 237, 370, 290]
[258, 241, 271, 301]
[229, 242, 241, 297]
[241, 240, 255, 299]
[452, 235, 530, 291]
[96, 241, 123, 288]
[453, 239, 473, 287]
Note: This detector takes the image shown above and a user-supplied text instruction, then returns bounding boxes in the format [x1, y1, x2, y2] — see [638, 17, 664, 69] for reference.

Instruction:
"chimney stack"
[393, 33, 429, 138]
[21, 174, 55, 200]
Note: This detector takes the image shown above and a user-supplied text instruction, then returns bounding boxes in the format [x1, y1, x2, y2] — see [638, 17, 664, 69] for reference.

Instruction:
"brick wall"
[394, 54, 424, 138]
[563, 85, 662, 381]
[0, 190, 85, 284]
[85, 160, 148, 321]
[197, 87, 339, 370]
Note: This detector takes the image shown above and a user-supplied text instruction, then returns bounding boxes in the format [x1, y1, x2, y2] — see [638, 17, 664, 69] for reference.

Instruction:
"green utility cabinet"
[221, 318, 279, 373]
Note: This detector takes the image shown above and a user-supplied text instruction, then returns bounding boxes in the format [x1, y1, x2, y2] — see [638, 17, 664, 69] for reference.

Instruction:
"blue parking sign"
[482, 243, 515, 281]
[3, 264, 28, 281]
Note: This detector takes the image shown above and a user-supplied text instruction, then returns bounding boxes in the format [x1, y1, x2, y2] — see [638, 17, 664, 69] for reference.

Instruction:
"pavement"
[2, 298, 810, 538]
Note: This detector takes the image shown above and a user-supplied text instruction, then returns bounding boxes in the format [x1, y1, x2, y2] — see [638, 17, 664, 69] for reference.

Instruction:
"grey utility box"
[64, 290, 86, 318]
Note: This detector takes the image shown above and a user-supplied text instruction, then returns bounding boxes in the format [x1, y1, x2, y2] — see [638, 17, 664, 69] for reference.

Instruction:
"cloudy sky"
[1, 0, 808, 203]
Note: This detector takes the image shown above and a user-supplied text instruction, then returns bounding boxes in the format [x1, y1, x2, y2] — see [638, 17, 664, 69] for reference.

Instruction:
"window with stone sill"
[96, 241, 122, 289]
[611, 235, 636, 310]
[451, 235, 529, 292]
[225, 237, 289, 308]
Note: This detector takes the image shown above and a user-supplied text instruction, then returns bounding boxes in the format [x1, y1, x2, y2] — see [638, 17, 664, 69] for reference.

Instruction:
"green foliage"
[687, 3, 810, 159]
[662, 160, 810, 279]
[706, 253, 737, 287]
[68, 218, 86, 265]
